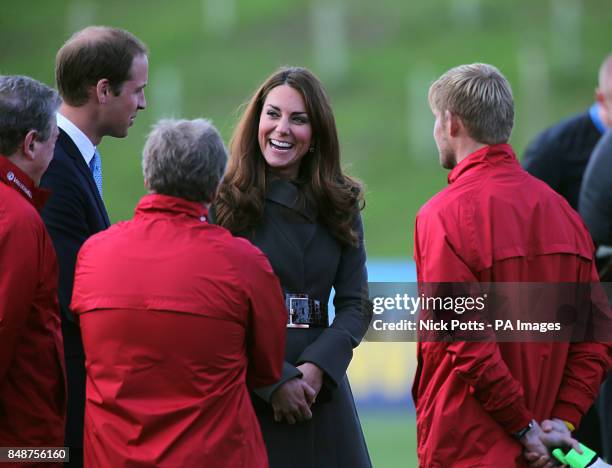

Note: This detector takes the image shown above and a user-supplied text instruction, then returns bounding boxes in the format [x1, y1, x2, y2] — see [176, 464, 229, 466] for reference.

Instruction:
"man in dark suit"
[522, 54, 612, 209]
[40, 26, 148, 466]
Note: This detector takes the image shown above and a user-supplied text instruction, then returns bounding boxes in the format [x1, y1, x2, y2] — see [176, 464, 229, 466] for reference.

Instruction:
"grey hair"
[142, 119, 227, 203]
[598, 54, 612, 93]
[0, 75, 61, 155]
[428, 63, 514, 144]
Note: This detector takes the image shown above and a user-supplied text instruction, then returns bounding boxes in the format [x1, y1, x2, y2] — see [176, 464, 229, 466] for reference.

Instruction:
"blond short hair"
[428, 63, 514, 144]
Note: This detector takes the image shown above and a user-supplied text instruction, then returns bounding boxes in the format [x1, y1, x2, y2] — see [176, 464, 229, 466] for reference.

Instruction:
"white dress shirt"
[56, 112, 97, 165]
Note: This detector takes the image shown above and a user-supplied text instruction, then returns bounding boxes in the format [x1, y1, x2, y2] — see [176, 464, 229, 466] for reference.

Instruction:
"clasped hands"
[522, 418, 582, 467]
[270, 362, 324, 424]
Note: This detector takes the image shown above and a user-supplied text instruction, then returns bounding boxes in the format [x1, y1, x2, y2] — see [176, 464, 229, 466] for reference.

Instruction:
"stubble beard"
[439, 146, 456, 170]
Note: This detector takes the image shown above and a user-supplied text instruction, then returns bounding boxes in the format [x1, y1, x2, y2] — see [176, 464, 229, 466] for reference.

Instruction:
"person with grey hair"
[0, 75, 66, 451]
[413, 63, 611, 466]
[142, 118, 227, 203]
[70, 118, 287, 467]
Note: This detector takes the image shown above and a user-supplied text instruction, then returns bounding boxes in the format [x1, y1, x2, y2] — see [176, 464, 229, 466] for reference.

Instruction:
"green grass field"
[360, 410, 417, 468]
[3, 0, 612, 256]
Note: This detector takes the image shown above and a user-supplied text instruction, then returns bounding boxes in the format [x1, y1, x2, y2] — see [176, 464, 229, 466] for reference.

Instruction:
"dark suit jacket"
[579, 130, 612, 280]
[522, 110, 601, 209]
[40, 129, 110, 449]
[579, 130, 612, 246]
[579, 131, 612, 459]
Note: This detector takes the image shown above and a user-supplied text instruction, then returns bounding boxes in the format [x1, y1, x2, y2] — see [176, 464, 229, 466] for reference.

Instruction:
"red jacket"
[413, 145, 612, 467]
[71, 194, 287, 468]
[0, 157, 66, 459]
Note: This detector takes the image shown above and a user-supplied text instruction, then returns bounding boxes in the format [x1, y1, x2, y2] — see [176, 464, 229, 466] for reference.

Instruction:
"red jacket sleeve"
[242, 249, 287, 389]
[552, 264, 612, 427]
[415, 214, 534, 433]
[552, 341, 612, 427]
[0, 214, 39, 381]
[445, 341, 534, 433]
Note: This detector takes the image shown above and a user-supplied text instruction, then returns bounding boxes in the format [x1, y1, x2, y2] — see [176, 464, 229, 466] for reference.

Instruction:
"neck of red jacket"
[0, 155, 50, 210]
[447, 144, 516, 184]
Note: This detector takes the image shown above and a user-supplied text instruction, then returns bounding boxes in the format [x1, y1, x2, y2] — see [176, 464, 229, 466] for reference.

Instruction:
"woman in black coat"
[215, 66, 372, 468]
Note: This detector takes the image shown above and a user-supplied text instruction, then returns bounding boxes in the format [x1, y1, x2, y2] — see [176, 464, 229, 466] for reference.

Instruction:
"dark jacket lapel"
[57, 130, 110, 227]
[265, 179, 317, 250]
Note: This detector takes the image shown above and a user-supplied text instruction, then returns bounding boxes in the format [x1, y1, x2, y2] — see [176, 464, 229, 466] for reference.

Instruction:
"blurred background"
[2, 1, 611, 465]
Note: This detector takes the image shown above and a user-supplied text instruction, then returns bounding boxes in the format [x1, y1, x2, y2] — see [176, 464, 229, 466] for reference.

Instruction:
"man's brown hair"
[56, 26, 147, 106]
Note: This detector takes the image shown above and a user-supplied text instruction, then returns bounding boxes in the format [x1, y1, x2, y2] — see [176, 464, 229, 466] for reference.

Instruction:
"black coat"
[40, 129, 110, 452]
[522, 110, 601, 209]
[579, 130, 612, 246]
[242, 179, 372, 468]
[578, 130, 612, 460]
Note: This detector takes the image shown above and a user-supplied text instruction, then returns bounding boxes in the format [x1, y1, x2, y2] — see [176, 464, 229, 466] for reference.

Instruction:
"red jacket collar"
[0, 156, 50, 210]
[447, 143, 517, 184]
[135, 194, 209, 221]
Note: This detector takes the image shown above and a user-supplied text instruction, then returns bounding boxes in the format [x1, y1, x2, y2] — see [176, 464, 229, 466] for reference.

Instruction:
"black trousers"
[599, 371, 612, 462]
[64, 355, 85, 468]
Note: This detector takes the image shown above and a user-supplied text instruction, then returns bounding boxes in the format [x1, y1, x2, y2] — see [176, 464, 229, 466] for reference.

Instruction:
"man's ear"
[96, 79, 111, 104]
[208, 182, 221, 204]
[446, 111, 462, 137]
[22, 130, 38, 160]
[595, 87, 605, 105]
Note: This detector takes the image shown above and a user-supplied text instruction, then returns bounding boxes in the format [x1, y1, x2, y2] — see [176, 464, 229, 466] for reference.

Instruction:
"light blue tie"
[89, 149, 103, 199]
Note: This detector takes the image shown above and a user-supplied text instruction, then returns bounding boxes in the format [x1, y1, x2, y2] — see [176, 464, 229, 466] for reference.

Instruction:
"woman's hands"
[270, 378, 315, 424]
[297, 362, 324, 397]
[270, 362, 324, 424]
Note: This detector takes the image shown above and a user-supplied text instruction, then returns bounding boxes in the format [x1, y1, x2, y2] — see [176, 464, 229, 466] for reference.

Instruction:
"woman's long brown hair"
[215, 66, 364, 247]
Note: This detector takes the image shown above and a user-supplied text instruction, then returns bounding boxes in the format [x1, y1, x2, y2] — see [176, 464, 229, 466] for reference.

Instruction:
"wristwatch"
[513, 420, 535, 440]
